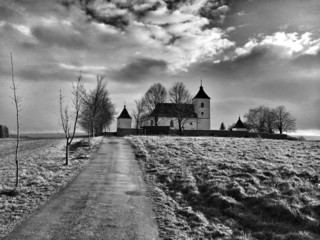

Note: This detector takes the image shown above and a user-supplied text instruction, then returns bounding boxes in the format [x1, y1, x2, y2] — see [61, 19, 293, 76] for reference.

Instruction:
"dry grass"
[128, 136, 320, 240]
[0, 137, 102, 238]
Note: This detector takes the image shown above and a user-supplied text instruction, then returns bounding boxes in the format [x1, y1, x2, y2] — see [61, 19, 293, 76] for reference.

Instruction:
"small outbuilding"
[117, 105, 132, 129]
[232, 117, 247, 131]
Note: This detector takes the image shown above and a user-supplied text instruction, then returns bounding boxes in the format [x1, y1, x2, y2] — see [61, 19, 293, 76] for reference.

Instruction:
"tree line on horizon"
[223, 105, 296, 134]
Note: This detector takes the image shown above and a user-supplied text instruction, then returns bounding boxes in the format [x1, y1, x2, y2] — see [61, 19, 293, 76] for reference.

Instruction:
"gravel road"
[3, 137, 159, 240]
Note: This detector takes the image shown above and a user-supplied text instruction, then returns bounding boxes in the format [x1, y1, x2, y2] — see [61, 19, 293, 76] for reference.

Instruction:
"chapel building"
[117, 105, 132, 129]
[145, 84, 211, 130]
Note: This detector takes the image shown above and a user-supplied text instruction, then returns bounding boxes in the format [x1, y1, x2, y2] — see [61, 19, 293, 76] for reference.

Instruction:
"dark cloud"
[163, 0, 189, 11]
[76, 0, 131, 29]
[84, 7, 129, 30]
[60, 0, 77, 9]
[200, 0, 234, 27]
[0, 0, 68, 22]
[63, 0, 231, 32]
[17, 63, 75, 82]
[0, 3, 21, 22]
[31, 25, 87, 49]
[110, 57, 168, 82]
[133, 1, 162, 18]
[189, 45, 283, 82]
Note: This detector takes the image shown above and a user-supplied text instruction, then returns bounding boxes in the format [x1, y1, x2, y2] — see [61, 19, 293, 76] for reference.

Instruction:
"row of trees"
[9, 53, 115, 187]
[223, 105, 296, 134]
[59, 74, 115, 164]
[244, 105, 296, 134]
[133, 82, 192, 134]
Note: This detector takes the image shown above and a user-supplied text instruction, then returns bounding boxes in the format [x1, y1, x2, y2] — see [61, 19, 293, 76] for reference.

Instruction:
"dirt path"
[3, 137, 159, 240]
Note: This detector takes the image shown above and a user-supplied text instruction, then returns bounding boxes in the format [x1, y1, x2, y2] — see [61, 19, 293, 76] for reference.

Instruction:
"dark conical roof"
[233, 117, 247, 129]
[117, 106, 132, 119]
[193, 86, 210, 99]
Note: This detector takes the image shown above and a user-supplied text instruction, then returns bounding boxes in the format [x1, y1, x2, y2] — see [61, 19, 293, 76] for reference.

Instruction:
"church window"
[151, 120, 154, 126]
[170, 120, 174, 127]
[201, 102, 204, 108]
[201, 112, 204, 116]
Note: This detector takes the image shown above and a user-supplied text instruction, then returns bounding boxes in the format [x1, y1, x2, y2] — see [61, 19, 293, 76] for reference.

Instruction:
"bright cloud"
[235, 32, 320, 60]
[12, 24, 31, 36]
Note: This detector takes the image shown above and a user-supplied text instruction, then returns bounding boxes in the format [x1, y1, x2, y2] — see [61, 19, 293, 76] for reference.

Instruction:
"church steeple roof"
[193, 83, 210, 99]
[117, 105, 132, 119]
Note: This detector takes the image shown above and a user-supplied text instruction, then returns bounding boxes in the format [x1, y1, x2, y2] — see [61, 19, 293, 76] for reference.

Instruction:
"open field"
[128, 136, 320, 240]
[0, 137, 102, 238]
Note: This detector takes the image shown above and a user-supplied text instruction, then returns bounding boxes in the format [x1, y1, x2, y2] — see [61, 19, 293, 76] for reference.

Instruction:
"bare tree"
[133, 97, 148, 132]
[10, 53, 21, 187]
[244, 106, 269, 133]
[274, 105, 296, 134]
[168, 82, 192, 135]
[265, 107, 277, 134]
[59, 74, 83, 165]
[143, 83, 167, 126]
[79, 75, 115, 137]
[244, 105, 296, 134]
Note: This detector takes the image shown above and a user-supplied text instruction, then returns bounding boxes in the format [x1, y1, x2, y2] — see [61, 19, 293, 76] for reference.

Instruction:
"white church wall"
[198, 118, 210, 130]
[146, 117, 198, 130]
[192, 99, 210, 119]
[193, 98, 210, 130]
[117, 119, 132, 129]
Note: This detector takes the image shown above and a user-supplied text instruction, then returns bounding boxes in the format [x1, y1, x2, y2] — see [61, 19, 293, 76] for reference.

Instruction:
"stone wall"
[116, 128, 288, 140]
[117, 128, 140, 136]
[170, 130, 288, 139]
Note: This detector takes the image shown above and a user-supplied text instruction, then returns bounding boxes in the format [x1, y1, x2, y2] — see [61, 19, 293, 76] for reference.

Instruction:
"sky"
[0, 0, 319, 136]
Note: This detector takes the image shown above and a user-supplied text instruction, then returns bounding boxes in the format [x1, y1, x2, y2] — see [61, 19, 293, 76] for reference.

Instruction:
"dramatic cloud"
[76, 0, 235, 70]
[0, 0, 319, 136]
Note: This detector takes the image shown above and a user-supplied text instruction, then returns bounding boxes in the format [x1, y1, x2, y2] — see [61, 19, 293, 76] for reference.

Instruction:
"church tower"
[192, 82, 211, 130]
[117, 105, 132, 129]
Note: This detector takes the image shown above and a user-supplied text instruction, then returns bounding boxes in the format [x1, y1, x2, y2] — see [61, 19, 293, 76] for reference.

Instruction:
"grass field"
[128, 136, 320, 240]
[0, 137, 102, 238]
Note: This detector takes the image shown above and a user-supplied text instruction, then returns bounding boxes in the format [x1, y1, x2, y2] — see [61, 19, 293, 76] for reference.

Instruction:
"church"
[117, 84, 211, 131]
